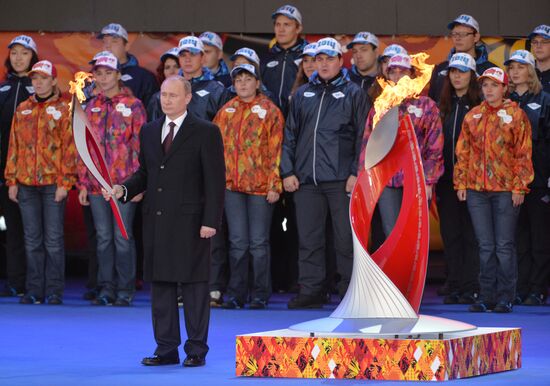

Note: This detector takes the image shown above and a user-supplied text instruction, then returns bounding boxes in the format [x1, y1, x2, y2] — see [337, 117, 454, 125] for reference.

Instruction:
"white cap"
[448, 14, 479, 33]
[448, 52, 477, 72]
[161, 47, 181, 62]
[529, 24, 550, 40]
[272, 5, 302, 25]
[230, 47, 260, 65]
[8, 35, 37, 54]
[299, 43, 318, 58]
[230, 63, 258, 79]
[199, 31, 223, 50]
[478, 67, 509, 85]
[98, 23, 129, 41]
[28, 60, 57, 78]
[347, 32, 379, 49]
[504, 50, 536, 67]
[178, 36, 205, 55]
[379, 44, 408, 61]
[387, 54, 412, 70]
[315, 37, 342, 57]
[92, 52, 119, 71]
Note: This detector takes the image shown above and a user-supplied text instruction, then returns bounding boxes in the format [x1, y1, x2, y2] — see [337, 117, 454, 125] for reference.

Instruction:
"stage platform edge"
[235, 327, 521, 381]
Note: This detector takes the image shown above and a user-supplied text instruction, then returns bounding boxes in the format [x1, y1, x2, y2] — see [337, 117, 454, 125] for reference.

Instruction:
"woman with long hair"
[454, 67, 534, 313]
[0, 35, 39, 297]
[506, 50, 550, 306]
[290, 42, 317, 95]
[436, 53, 481, 304]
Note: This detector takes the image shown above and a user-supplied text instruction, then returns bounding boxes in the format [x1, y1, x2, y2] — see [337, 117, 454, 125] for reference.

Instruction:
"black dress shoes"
[141, 355, 180, 366]
[183, 355, 206, 367]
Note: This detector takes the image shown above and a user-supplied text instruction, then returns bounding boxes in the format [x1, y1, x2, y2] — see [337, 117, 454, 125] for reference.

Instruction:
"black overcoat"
[123, 113, 225, 283]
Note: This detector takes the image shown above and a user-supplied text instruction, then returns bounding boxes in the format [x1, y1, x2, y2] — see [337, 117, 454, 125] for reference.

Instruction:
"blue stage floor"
[1, 281, 549, 386]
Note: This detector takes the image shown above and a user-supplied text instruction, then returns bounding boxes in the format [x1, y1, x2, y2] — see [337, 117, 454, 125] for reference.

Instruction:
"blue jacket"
[510, 90, 550, 188]
[280, 71, 369, 185]
[349, 65, 376, 91]
[261, 39, 308, 116]
[429, 44, 496, 102]
[439, 94, 476, 182]
[0, 73, 34, 177]
[213, 60, 232, 88]
[537, 68, 550, 94]
[120, 54, 159, 109]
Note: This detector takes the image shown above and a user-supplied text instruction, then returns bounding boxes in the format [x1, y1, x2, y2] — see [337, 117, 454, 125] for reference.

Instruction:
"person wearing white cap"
[429, 14, 496, 103]
[77, 52, 147, 307]
[0, 35, 39, 297]
[98, 22, 159, 108]
[146, 47, 181, 122]
[177, 35, 229, 121]
[5, 60, 78, 305]
[359, 53, 444, 240]
[226, 47, 276, 102]
[529, 24, 550, 93]
[435, 52, 481, 305]
[455, 67, 533, 313]
[281, 37, 369, 309]
[261, 4, 307, 116]
[506, 49, 550, 306]
[347, 32, 379, 91]
[212, 64, 284, 310]
[290, 42, 318, 95]
[199, 32, 231, 87]
[378, 44, 407, 79]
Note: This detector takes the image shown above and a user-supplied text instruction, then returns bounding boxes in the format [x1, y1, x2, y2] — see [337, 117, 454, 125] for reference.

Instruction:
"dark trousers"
[436, 180, 479, 293]
[293, 181, 352, 297]
[224, 190, 274, 303]
[209, 215, 227, 294]
[516, 188, 550, 297]
[152, 281, 210, 359]
[18, 184, 66, 297]
[0, 185, 26, 290]
[82, 205, 98, 289]
[467, 190, 520, 304]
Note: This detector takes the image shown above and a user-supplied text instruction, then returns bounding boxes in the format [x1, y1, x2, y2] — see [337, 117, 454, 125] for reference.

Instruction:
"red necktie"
[163, 121, 176, 154]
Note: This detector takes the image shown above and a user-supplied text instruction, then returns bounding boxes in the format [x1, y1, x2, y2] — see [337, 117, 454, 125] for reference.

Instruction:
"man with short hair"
[347, 31, 379, 91]
[178, 36, 229, 121]
[261, 4, 307, 116]
[199, 31, 231, 87]
[108, 76, 225, 367]
[428, 14, 496, 102]
[281, 38, 369, 309]
[529, 24, 550, 92]
[98, 23, 159, 107]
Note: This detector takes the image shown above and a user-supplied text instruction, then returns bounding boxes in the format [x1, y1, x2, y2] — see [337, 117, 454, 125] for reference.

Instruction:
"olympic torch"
[69, 72, 129, 240]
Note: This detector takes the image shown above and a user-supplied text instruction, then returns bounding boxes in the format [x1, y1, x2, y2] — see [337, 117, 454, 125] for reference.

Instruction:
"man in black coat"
[107, 75, 225, 367]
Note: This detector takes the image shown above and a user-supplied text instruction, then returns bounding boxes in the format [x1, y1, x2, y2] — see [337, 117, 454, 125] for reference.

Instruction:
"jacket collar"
[270, 38, 308, 54]
[310, 69, 349, 87]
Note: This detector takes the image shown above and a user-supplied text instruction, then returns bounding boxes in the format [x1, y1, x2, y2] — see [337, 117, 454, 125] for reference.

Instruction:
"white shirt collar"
[162, 111, 187, 141]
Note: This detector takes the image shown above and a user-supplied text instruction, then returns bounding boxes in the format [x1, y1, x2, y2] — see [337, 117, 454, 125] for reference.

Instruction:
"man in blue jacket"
[280, 38, 369, 309]
[529, 24, 550, 93]
[199, 31, 231, 87]
[177, 36, 229, 121]
[98, 23, 159, 108]
[428, 14, 496, 102]
[261, 5, 307, 116]
[347, 31, 379, 91]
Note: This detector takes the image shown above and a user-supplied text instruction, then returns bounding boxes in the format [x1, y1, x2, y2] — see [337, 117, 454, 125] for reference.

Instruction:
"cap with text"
[272, 5, 302, 25]
[529, 24, 550, 40]
[230, 47, 260, 65]
[447, 14, 479, 33]
[387, 54, 412, 70]
[315, 38, 342, 57]
[178, 36, 205, 55]
[230, 63, 259, 79]
[504, 50, 536, 67]
[448, 52, 477, 72]
[92, 52, 119, 71]
[98, 23, 129, 41]
[8, 35, 38, 54]
[199, 31, 223, 50]
[478, 67, 508, 85]
[28, 60, 57, 78]
[347, 32, 379, 49]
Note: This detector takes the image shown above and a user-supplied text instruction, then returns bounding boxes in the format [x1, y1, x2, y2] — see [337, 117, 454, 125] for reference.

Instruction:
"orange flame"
[69, 71, 93, 104]
[372, 53, 434, 128]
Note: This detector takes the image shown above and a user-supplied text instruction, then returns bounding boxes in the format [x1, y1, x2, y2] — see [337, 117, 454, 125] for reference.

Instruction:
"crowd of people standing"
[0, 5, 549, 315]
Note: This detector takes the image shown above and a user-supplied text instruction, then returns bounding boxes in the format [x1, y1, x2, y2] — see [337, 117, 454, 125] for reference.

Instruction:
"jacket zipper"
[234, 104, 246, 190]
[451, 101, 459, 166]
[278, 51, 288, 107]
[312, 87, 327, 186]
[34, 102, 40, 185]
[12, 79, 21, 116]
[482, 112, 488, 190]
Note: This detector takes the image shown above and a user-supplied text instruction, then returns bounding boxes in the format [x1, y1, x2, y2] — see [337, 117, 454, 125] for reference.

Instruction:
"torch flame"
[372, 53, 434, 128]
[69, 71, 93, 104]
